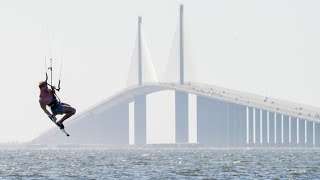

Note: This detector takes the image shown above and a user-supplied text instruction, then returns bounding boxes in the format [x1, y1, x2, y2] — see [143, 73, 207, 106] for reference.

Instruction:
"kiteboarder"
[39, 81, 76, 129]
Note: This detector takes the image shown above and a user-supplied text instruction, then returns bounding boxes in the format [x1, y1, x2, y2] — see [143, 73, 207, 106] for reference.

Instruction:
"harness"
[45, 87, 62, 115]
[48, 90, 60, 107]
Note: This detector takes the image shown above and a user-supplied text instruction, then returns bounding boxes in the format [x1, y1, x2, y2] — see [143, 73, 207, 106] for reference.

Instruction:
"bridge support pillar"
[134, 95, 146, 145]
[289, 116, 292, 144]
[291, 117, 298, 146]
[246, 107, 249, 144]
[276, 113, 281, 145]
[229, 103, 246, 146]
[267, 111, 270, 144]
[252, 108, 258, 145]
[175, 91, 189, 143]
[262, 110, 268, 145]
[274, 113, 277, 144]
[306, 121, 313, 147]
[283, 115, 289, 146]
[248, 107, 254, 144]
[313, 122, 316, 147]
[297, 118, 300, 144]
[298, 119, 305, 146]
[197, 96, 217, 145]
[281, 115, 284, 144]
[260, 109, 263, 144]
[315, 122, 320, 147]
[305, 120, 307, 145]
[269, 112, 275, 144]
[197, 96, 246, 147]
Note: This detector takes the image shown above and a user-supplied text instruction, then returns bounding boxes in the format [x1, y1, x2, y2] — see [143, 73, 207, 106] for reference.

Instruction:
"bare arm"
[40, 100, 58, 122]
[40, 101, 52, 116]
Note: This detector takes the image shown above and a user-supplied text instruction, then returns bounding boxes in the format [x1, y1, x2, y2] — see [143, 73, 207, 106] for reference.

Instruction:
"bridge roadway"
[35, 82, 320, 141]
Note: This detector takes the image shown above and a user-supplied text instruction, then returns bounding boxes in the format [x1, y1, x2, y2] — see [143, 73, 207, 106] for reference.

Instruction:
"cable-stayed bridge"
[31, 4, 320, 147]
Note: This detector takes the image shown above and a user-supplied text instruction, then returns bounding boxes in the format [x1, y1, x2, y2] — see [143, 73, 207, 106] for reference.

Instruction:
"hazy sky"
[1, 0, 320, 142]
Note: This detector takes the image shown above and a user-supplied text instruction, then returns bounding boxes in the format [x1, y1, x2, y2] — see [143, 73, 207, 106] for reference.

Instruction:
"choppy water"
[0, 148, 320, 179]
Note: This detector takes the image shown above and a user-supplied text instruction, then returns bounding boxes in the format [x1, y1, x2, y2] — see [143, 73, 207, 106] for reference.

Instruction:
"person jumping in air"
[39, 81, 76, 129]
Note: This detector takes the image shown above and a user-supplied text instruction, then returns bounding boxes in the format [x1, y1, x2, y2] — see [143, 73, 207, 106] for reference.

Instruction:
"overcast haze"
[1, 0, 320, 142]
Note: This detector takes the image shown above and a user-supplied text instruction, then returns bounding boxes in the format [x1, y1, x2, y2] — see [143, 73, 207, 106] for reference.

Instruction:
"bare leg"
[56, 105, 76, 126]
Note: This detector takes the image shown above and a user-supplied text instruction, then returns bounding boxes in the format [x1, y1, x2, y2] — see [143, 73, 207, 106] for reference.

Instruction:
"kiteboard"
[48, 116, 70, 137]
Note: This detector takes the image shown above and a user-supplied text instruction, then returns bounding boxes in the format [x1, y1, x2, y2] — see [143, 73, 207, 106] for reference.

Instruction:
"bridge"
[31, 4, 320, 147]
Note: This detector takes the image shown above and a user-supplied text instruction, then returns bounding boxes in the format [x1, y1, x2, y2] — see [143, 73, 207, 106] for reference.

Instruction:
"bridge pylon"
[179, 4, 184, 85]
[130, 16, 158, 145]
[127, 17, 158, 87]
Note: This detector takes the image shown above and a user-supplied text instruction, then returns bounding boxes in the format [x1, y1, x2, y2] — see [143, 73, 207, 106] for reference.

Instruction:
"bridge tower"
[175, 4, 189, 143]
[134, 16, 147, 145]
[138, 17, 143, 86]
[179, 4, 184, 85]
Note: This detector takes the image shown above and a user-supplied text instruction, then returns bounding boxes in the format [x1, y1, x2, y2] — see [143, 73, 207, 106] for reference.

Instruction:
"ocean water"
[0, 148, 320, 179]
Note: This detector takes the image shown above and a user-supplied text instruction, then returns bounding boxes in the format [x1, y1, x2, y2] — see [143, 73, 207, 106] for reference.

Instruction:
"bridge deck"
[73, 82, 320, 123]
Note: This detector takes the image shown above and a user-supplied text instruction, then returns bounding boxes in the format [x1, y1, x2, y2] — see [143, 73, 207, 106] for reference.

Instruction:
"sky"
[0, 0, 320, 143]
